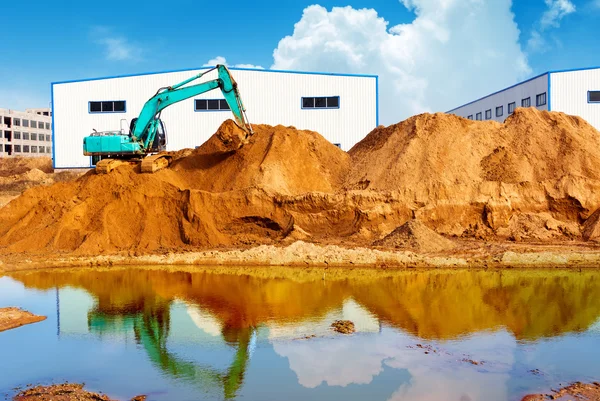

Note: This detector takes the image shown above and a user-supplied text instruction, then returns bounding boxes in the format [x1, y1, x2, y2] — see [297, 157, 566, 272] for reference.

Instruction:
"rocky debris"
[373, 219, 456, 252]
[0, 307, 46, 332]
[520, 381, 600, 401]
[331, 320, 355, 334]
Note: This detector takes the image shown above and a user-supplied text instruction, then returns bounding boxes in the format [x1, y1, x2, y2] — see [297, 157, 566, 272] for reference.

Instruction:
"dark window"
[476, 112, 482, 121]
[14, 132, 21, 139]
[31, 133, 37, 141]
[31, 146, 37, 153]
[4, 130, 11, 140]
[23, 145, 29, 153]
[46, 146, 51, 153]
[4, 144, 12, 155]
[14, 118, 20, 126]
[23, 132, 29, 140]
[39, 135, 44, 141]
[43, 112, 49, 116]
[467, 115, 473, 120]
[46, 134, 51, 141]
[508, 102, 516, 114]
[14, 145, 21, 153]
[302, 98, 314, 108]
[302, 96, 340, 109]
[31, 121, 37, 128]
[219, 100, 230, 110]
[589, 91, 600, 103]
[536, 92, 547, 106]
[3, 117, 11, 127]
[89, 102, 102, 112]
[22, 119, 29, 127]
[45, 123, 50, 130]
[496, 106, 503, 117]
[194, 99, 230, 111]
[326, 97, 339, 108]
[89, 101, 126, 113]
[113, 101, 126, 112]
[38, 121, 44, 129]
[522, 97, 531, 107]
[485, 109, 492, 119]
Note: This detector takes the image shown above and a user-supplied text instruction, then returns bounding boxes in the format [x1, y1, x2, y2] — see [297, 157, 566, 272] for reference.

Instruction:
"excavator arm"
[132, 65, 253, 151]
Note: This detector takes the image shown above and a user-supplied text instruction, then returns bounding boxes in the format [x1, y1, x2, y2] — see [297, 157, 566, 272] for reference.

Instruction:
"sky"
[1, 0, 599, 125]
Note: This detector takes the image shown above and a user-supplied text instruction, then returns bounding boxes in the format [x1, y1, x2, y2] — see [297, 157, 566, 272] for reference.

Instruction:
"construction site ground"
[3, 109, 600, 272]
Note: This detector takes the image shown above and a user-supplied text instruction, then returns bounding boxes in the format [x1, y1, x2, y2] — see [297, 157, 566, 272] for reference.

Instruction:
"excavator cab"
[130, 118, 167, 152]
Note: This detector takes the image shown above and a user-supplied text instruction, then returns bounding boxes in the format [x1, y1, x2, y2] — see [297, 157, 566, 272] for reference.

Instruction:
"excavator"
[83, 65, 253, 174]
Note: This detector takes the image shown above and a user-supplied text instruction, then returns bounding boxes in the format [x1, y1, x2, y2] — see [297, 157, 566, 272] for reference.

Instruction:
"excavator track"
[95, 159, 132, 174]
[140, 154, 173, 173]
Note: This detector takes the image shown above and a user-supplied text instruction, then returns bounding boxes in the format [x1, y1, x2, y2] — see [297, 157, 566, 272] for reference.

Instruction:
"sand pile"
[373, 219, 456, 252]
[348, 108, 600, 239]
[0, 157, 53, 177]
[2, 108, 600, 258]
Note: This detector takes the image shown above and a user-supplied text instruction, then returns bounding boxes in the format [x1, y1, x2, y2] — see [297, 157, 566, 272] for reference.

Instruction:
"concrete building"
[0, 108, 53, 157]
[447, 66, 600, 131]
[51, 67, 379, 169]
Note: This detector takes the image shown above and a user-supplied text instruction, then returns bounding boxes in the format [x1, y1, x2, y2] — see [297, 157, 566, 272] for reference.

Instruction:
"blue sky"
[1, 0, 599, 124]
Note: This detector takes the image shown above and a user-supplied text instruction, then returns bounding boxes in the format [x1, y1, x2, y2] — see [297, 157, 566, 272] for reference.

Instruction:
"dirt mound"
[172, 120, 349, 194]
[0, 157, 53, 177]
[373, 219, 456, 252]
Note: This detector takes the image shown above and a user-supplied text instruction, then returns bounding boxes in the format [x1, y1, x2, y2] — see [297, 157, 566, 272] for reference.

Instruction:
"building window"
[3, 117, 11, 127]
[89, 100, 126, 113]
[485, 109, 492, 119]
[522, 97, 531, 107]
[14, 132, 21, 139]
[43, 112, 49, 116]
[14, 145, 21, 153]
[38, 121, 44, 129]
[23, 145, 29, 153]
[14, 118, 20, 126]
[23, 132, 30, 140]
[467, 115, 473, 120]
[496, 106, 503, 117]
[476, 112, 482, 121]
[302, 96, 340, 109]
[536, 92, 547, 107]
[31, 146, 37, 153]
[194, 99, 230, 111]
[4, 130, 11, 140]
[31, 133, 37, 141]
[39, 135, 44, 141]
[45, 123, 50, 130]
[46, 134, 51, 142]
[46, 146, 52, 153]
[31, 121, 37, 129]
[588, 91, 600, 103]
[22, 119, 29, 128]
[508, 102, 516, 114]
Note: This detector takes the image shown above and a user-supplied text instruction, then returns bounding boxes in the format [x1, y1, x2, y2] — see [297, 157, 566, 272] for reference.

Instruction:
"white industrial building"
[51, 67, 378, 169]
[448, 66, 600, 130]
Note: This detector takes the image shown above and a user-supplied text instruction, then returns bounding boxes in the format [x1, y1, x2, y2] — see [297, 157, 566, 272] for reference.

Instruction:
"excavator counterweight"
[83, 65, 253, 174]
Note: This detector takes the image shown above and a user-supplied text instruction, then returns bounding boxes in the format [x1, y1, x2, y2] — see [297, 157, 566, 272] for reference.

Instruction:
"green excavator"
[83, 65, 253, 174]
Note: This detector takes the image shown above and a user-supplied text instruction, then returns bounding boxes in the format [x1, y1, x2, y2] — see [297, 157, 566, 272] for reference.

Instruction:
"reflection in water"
[8, 268, 600, 400]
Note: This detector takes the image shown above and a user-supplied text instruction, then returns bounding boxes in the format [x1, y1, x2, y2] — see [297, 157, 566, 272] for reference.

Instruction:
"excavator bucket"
[216, 120, 253, 152]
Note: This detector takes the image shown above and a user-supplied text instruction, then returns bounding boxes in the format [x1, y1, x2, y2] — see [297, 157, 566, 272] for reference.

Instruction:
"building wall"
[52, 68, 378, 169]
[447, 74, 549, 122]
[0, 108, 53, 158]
[550, 69, 600, 130]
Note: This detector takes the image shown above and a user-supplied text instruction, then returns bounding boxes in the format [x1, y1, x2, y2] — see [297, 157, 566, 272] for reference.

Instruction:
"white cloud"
[203, 56, 264, 69]
[92, 27, 142, 62]
[271, 2, 530, 125]
[540, 0, 576, 29]
[527, 0, 575, 53]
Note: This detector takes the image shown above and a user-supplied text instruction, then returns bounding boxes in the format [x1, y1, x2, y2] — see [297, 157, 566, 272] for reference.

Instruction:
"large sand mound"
[0, 157, 53, 177]
[2, 108, 600, 258]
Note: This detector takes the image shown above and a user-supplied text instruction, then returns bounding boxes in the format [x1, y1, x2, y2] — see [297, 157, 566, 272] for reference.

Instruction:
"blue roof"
[52, 66, 378, 86]
[447, 65, 600, 113]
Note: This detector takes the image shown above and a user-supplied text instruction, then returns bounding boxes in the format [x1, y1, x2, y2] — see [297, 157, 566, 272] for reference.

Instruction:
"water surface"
[1, 268, 599, 401]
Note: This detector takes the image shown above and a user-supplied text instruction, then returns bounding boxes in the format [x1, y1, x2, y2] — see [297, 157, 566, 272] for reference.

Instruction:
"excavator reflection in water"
[87, 296, 254, 400]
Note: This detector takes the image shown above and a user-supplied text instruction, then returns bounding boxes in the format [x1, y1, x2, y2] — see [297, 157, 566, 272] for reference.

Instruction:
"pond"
[1, 267, 599, 401]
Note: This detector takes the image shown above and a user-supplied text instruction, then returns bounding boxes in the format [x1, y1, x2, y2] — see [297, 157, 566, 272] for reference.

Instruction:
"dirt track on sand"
[2, 109, 600, 268]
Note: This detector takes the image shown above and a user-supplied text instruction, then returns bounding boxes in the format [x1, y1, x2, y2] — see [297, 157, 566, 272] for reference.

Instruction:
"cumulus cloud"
[528, 0, 575, 53]
[203, 56, 264, 69]
[271, 2, 530, 125]
[92, 27, 142, 62]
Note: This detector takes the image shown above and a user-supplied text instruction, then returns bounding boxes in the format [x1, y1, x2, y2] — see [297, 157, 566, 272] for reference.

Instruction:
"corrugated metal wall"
[448, 74, 549, 122]
[52, 68, 377, 168]
[550, 69, 600, 131]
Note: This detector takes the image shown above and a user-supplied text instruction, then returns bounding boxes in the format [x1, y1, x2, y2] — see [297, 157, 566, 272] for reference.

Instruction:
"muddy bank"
[521, 382, 600, 400]
[0, 307, 46, 332]
[12, 383, 145, 401]
[1, 110, 600, 261]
